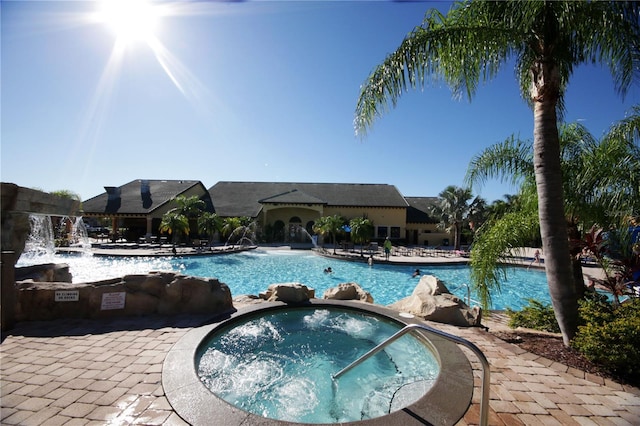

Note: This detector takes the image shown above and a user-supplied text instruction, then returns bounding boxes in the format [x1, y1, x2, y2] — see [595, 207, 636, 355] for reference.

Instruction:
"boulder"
[123, 274, 165, 297]
[165, 276, 233, 315]
[261, 283, 315, 303]
[323, 282, 374, 303]
[389, 275, 482, 327]
[15, 263, 73, 283]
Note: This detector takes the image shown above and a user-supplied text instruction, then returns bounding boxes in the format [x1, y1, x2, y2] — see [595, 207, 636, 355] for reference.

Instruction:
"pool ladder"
[451, 282, 481, 307]
[333, 323, 490, 426]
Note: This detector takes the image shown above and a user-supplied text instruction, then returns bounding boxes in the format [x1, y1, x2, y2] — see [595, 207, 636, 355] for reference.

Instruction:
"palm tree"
[578, 105, 640, 223]
[430, 186, 475, 250]
[158, 211, 190, 250]
[487, 195, 523, 222]
[312, 216, 331, 249]
[467, 196, 488, 235]
[350, 217, 374, 256]
[169, 195, 206, 240]
[467, 116, 640, 310]
[221, 217, 242, 244]
[198, 212, 222, 245]
[313, 215, 346, 254]
[353, 1, 640, 345]
[327, 215, 347, 254]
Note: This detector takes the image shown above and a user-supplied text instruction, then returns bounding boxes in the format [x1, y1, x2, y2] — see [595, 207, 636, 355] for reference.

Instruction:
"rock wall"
[1, 182, 81, 263]
[15, 272, 233, 321]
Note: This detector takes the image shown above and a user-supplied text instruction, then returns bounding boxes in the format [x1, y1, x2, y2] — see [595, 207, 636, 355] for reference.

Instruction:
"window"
[390, 227, 401, 238]
[306, 221, 314, 234]
[377, 226, 388, 238]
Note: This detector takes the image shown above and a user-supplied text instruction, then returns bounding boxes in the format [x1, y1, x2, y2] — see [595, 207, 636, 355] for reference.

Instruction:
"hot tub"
[163, 300, 474, 425]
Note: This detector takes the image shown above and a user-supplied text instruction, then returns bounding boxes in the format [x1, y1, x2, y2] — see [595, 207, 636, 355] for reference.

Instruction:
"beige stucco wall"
[322, 206, 407, 240]
[261, 205, 323, 230]
[406, 222, 451, 246]
[258, 205, 408, 242]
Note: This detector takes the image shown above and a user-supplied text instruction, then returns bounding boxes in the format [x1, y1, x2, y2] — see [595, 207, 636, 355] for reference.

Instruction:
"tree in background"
[430, 185, 476, 250]
[313, 214, 346, 254]
[220, 217, 242, 244]
[159, 211, 189, 250]
[198, 212, 222, 245]
[350, 216, 374, 257]
[169, 195, 205, 239]
[50, 189, 82, 202]
[354, 1, 640, 345]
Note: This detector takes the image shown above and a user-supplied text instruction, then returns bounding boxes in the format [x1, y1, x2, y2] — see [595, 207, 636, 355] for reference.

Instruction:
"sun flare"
[96, 0, 161, 45]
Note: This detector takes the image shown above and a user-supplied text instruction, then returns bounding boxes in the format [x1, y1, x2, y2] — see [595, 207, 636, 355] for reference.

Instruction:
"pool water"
[49, 249, 550, 309]
[196, 307, 439, 423]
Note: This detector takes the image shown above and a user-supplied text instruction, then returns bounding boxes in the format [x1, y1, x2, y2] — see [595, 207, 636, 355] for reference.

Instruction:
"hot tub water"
[196, 308, 439, 423]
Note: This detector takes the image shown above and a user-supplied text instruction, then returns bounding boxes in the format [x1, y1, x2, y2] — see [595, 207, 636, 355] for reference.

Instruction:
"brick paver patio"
[2, 309, 639, 425]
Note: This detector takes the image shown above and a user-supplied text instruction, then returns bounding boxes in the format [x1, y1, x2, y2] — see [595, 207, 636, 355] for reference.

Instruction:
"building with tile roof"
[405, 196, 446, 246]
[82, 179, 212, 241]
[82, 180, 450, 246]
[209, 181, 418, 244]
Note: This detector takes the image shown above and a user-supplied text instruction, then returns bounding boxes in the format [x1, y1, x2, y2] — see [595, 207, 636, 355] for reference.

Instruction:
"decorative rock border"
[14, 271, 233, 322]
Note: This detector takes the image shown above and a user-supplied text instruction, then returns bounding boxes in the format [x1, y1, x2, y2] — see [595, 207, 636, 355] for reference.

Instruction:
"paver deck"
[2, 246, 636, 425]
[3, 309, 638, 425]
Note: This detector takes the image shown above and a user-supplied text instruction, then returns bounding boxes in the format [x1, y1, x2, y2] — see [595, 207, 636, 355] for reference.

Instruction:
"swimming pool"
[48, 249, 550, 310]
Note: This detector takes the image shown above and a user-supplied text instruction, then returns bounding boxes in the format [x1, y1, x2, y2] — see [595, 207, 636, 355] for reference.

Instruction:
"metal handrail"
[332, 323, 490, 426]
[449, 282, 472, 306]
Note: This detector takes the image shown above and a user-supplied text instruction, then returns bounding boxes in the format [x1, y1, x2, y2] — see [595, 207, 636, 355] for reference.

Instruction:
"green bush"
[571, 297, 640, 381]
[506, 299, 561, 333]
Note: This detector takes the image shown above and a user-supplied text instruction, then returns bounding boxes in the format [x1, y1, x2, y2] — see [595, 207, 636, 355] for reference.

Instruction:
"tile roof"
[405, 196, 439, 223]
[259, 189, 326, 205]
[82, 179, 208, 215]
[208, 182, 408, 217]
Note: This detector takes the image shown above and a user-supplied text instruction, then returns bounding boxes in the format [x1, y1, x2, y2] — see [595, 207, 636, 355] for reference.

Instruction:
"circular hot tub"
[163, 300, 474, 425]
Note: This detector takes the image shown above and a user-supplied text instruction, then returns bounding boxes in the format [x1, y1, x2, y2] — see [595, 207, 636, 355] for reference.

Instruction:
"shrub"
[506, 299, 561, 333]
[571, 296, 640, 381]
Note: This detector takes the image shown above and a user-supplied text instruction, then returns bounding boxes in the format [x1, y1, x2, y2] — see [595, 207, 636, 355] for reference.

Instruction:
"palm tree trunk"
[532, 90, 579, 346]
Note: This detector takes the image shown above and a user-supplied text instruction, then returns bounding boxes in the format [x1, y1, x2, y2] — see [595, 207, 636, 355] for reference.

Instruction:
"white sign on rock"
[55, 290, 79, 302]
[101, 292, 126, 310]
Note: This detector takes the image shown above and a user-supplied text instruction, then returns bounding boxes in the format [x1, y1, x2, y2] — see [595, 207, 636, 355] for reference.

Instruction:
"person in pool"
[324, 267, 333, 274]
[412, 268, 421, 278]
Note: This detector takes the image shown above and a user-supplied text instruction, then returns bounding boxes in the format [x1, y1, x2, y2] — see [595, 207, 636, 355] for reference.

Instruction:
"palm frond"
[470, 210, 540, 309]
[465, 135, 534, 189]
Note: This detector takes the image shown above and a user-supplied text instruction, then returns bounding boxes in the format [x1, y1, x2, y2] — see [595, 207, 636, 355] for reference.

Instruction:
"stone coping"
[163, 300, 474, 426]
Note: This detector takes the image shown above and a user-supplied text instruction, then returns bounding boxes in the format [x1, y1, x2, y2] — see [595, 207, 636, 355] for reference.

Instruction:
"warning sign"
[55, 290, 79, 302]
[101, 292, 126, 310]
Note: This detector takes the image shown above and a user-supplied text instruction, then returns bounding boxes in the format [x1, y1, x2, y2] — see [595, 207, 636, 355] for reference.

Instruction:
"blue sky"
[2, 1, 638, 204]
